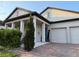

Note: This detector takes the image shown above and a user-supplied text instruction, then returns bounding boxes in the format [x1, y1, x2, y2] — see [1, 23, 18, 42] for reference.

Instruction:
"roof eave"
[4, 12, 50, 24]
[40, 7, 79, 14]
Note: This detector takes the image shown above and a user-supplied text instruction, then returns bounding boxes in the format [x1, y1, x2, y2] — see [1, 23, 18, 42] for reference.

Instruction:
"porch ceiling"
[36, 19, 42, 26]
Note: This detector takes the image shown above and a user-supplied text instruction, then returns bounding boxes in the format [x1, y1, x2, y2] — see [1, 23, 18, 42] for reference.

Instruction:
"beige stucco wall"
[41, 9, 79, 21]
[41, 9, 51, 19]
[52, 9, 79, 16]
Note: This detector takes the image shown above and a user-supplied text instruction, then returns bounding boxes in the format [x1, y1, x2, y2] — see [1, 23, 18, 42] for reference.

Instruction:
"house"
[4, 7, 79, 47]
[41, 7, 79, 44]
[0, 20, 5, 29]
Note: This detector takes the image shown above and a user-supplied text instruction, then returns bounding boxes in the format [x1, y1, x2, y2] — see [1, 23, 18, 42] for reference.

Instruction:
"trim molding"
[40, 7, 79, 14]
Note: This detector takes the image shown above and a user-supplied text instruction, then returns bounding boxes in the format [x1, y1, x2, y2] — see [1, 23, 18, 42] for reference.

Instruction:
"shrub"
[23, 14, 35, 51]
[0, 29, 21, 48]
[0, 45, 10, 51]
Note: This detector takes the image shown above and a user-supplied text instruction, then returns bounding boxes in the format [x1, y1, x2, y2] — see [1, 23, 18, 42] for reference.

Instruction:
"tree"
[23, 14, 35, 51]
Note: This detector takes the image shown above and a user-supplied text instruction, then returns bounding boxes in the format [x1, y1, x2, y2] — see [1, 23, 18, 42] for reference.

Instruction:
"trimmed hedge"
[0, 29, 21, 48]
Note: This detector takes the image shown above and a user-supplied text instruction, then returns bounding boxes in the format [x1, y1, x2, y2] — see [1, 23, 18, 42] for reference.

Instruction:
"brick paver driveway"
[11, 43, 79, 57]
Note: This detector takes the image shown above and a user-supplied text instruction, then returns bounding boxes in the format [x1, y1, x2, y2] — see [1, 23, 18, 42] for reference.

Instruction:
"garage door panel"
[50, 28, 67, 43]
[70, 27, 79, 44]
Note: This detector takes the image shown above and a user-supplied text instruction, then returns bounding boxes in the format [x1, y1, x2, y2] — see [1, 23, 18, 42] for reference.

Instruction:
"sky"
[0, 1, 79, 20]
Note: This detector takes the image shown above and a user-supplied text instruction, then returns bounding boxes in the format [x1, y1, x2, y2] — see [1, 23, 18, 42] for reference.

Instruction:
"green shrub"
[23, 14, 35, 51]
[0, 29, 21, 48]
[0, 52, 17, 57]
[0, 45, 10, 51]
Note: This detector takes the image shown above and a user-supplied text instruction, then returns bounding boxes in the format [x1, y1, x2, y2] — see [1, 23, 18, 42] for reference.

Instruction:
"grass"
[0, 46, 17, 57]
[0, 52, 17, 57]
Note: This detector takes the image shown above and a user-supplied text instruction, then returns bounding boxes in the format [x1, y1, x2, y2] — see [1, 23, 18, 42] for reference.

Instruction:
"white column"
[5, 24, 7, 28]
[11, 22, 15, 29]
[67, 27, 71, 43]
[20, 20, 24, 33]
[20, 20, 24, 48]
[42, 23, 45, 42]
[33, 16, 36, 43]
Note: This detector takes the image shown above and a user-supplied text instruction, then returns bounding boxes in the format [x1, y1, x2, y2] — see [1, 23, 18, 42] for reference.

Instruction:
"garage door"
[50, 28, 67, 43]
[70, 27, 79, 44]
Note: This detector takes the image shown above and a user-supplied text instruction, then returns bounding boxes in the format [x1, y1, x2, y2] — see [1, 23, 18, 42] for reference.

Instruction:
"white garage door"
[50, 28, 67, 43]
[70, 27, 79, 44]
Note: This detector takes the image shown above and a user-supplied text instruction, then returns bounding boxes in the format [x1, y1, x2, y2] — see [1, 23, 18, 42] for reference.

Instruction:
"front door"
[45, 25, 49, 42]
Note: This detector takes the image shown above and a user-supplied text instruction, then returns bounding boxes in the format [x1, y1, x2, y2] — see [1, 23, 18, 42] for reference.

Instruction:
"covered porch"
[5, 16, 49, 48]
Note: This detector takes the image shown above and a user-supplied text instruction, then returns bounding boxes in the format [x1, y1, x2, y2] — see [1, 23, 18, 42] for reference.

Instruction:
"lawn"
[0, 46, 17, 57]
[0, 52, 17, 57]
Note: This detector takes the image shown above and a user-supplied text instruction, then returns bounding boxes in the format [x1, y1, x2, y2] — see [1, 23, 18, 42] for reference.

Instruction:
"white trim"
[20, 20, 24, 48]
[42, 23, 45, 42]
[33, 16, 37, 43]
[5, 17, 29, 24]
[51, 27, 66, 29]
[5, 24, 7, 28]
[20, 20, 24, 33]
[11, 22, 15, 29]
[67, 27, 71, 43]
[5, 16, 50, 26]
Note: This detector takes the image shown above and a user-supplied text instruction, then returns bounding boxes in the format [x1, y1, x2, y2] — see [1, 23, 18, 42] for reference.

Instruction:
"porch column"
[11, 22, 15, 29]
[67, 27, 71, 43]
[20, 20, 24, 47]
[20, 20, 24, 41]
[20, 20, 24, 34]
[5, 24, 7, 28]
[42, 23, 45, 42]
[33, 16, 36, 43]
